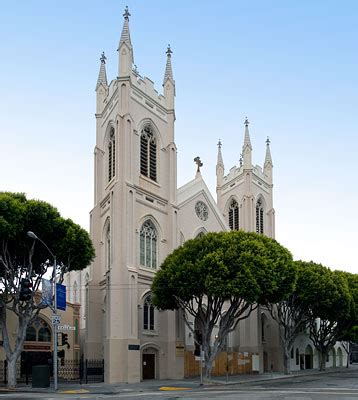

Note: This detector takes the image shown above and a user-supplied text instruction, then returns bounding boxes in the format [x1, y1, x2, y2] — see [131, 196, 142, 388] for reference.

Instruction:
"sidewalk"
[2, 365, 357, 395]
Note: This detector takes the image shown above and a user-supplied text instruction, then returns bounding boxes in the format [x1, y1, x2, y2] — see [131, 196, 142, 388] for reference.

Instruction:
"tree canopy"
[294, 261, 353, 370]
[0, 192, 95, 387]
[152, 230, 295, 377]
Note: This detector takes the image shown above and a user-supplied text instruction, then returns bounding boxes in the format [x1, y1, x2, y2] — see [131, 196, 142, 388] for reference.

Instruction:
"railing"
[0, 358, 104, 385]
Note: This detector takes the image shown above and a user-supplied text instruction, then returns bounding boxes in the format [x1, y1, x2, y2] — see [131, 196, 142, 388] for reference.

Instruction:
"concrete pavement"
[0, 365, 357, 398]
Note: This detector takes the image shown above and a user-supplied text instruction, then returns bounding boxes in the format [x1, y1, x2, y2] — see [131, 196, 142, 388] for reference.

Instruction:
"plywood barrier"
[184, 351, 255, 377]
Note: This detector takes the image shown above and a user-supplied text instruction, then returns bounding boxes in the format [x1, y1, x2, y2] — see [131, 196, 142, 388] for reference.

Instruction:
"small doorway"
[263, 351, 269, 372]
[305, 345, 313, 369]
[142, 353, 155, 379]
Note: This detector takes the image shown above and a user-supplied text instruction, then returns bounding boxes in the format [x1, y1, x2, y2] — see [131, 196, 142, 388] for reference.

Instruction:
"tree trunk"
[319, 351, 326, 371]
[283, 346, 291, 375]
[7, 357, 17, 389]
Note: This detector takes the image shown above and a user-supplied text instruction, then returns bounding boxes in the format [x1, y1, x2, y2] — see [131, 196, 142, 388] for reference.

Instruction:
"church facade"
[65, 8, 347, 383]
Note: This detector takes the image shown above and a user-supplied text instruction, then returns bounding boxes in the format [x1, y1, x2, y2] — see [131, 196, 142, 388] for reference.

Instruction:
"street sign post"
[52, 315, 61, 325]
[58, 324, 75, 331]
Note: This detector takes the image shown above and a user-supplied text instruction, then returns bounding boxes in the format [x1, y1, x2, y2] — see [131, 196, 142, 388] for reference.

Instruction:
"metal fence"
[0, 359, 104, 385]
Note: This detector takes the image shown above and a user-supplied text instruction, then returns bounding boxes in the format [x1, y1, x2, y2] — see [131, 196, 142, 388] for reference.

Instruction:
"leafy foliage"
[0, 192, 95, 387]
[152, 231, 295, 377]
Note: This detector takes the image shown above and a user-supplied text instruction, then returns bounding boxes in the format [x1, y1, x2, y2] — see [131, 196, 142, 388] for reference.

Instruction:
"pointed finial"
[266, 136, 270, 145]
[100, 52, 106, 64]
[166, 44, 173, 57]
[194, 156, 203, 173]
[244, 117, 249, 127]
[133, 64, 138, 74]
[123, 5, 130, 20]
[218, 139, 222, 149]
[163, 44, 174, 85]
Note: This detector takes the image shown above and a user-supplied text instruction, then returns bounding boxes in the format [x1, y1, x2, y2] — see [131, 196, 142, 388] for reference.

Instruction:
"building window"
[38, 327, 51, 342]
[261, 313, 267, 342]
[140, 125, 157, 181]
[25, 326, 36, 341]
[256, 198, 264, 234]
[140, 220, 157, 269]
[25, 318, 51, 343]
[74, 319, 79, 345]
[295, 348, 299, 365]
[143, 294, 155, 331]
[290, 348, 294, 359]
[228, 199, 239, 230]
[105, 222, 111, 271]
[108, 128, 116, 182]
[73, 281, 78, 304]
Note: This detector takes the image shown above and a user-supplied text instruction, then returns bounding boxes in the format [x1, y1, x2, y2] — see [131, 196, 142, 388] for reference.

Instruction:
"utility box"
[32, 365, 50, 388]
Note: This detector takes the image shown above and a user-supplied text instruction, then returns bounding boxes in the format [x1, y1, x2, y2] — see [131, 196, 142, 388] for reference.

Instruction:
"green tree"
[151, 231, 295, 378]
[338, 272, 358, 367]
[267, 261, 314, 374]
[297, 261, 352, 371]
[0, 192, 95, 387]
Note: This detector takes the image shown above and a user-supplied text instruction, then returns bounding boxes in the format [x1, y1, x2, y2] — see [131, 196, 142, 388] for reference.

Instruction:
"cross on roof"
[100, 52, 106, 64]
[123, 5, 130, 20]
[166, 44, 173, 57]
[194, 156, 203, 172]
[266, 136, 270, 145]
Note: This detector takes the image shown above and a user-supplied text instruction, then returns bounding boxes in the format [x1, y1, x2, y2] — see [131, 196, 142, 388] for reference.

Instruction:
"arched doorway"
[305, 345, 313, 369]
[337, 347, 343, 367]
[142, 346, 158, 380]
[330, 348, 336, 367]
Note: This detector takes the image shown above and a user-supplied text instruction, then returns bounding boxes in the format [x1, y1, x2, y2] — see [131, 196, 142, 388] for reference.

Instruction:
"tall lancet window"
[143, 294, 155, 331]
[228, 199, 239, 231]
[108, 128, 116, 182]
[140, 125, 157, 181]
[105, 222, 110, 271]
[140, 220, 157, 269]
[256, 199, 264, 234]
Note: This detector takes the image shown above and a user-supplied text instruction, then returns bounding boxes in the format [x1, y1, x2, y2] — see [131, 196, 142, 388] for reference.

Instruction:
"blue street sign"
[56, 283, 66, 311]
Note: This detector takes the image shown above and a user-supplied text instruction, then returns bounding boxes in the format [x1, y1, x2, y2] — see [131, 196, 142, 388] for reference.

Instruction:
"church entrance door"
[142, 354, 155, 379]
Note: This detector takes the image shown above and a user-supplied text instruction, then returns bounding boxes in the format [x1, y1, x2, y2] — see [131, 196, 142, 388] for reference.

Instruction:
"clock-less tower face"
[195, 201, 208, 221]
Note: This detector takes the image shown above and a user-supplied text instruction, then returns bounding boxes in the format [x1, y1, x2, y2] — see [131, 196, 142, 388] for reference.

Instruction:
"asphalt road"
[1, 368, 358, 399]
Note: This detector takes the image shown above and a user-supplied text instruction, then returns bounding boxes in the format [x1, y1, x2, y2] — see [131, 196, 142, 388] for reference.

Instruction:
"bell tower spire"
[96, 52, 108, 90]
[96, 52, 108, 114]
[216, 139, 225, 200]
[163, 44, 175, 109]
[118, 6, 134, 77]
[242, 117, 253, 169]
[264, 137, 273, 182]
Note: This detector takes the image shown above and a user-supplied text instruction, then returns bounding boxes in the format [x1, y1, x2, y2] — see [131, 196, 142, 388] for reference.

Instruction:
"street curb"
[205, 367, 354, 387]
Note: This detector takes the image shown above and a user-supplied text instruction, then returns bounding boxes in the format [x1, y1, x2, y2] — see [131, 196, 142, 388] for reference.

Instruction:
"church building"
[65, 7, 346, 383]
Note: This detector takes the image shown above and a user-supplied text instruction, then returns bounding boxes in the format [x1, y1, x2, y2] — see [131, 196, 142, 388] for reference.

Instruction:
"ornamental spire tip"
[123, 5, 130, 20]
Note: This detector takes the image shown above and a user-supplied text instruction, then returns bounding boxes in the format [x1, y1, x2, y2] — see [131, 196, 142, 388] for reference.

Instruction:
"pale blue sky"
[0, 1, 357, 272]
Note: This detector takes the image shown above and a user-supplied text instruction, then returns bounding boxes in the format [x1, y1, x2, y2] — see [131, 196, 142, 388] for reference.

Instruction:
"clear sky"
[1, 1, 357, 273]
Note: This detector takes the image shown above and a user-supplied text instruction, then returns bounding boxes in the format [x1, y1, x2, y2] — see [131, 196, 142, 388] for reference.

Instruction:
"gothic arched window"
[256, 198, 264, 234]
[108, 128, 116, 182]
[105, 222, 111, 271]
[228, 199, 239, 231]
[73, 281, 78, 304]
[143, 294, 155, 331]
[38, 327, 51, 342]
[140, 125, 157, 181]
[140, 220, 157, 269]
[26, 326, 36, 341]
